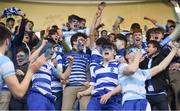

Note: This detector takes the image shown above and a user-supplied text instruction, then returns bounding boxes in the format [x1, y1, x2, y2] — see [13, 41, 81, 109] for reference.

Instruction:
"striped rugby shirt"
[51, 44, 64, 93]
[63, 50, 90, 86]
[90, 49, 103, 81]
[90, 60, 121, 95]
[31, 60, 56, 101]
[31, 44, 64, 100]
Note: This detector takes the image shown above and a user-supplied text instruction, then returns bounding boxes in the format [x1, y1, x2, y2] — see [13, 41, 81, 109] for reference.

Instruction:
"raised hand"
[28, 53, 49, 74]
[16, 69, 25, 76]
[98, 2, 106, 11]
[44, 27, 50, 38]
[168, 41, 179, 50]
[67, 56, 74, 65]
[134, 49, 143, 61]
[57, 29, 63, 41]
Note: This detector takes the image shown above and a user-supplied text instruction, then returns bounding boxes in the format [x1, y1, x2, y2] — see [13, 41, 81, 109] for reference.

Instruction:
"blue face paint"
[77, 40, 84, 51]
[99, 47, 103, 55]
[102, 45, 113, 51]
[44, 48, 52, 58]
[51, 67, 58, 77]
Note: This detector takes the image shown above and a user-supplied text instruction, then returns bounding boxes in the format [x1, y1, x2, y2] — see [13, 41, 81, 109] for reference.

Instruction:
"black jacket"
[140, 46, 171, 92]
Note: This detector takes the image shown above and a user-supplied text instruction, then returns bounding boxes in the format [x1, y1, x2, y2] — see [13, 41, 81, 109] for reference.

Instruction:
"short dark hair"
[130, 23, 141, 30]
[101, 30, 108, 35]
[0, 26, 11, 46]
[68, 14, 81, 22]
[6, 17, 15, 23]
[102, 41, 118, 53]
[16, 47, 29, 55]
[170, 25, 175, 29]
[154, 27, 164, 35]
[71, 32, 87, 46]
[147, 40, 161, 52]
[48, 29, 57, 36]
[167, 19, 175, 25]
[51, 25, 59, 30]
[28, 20, 34, 27]
[80, 18, 86, 22]
[96, 37, 108, 46]
[146, 28, 155, 42]
[133, 28, 142, 34]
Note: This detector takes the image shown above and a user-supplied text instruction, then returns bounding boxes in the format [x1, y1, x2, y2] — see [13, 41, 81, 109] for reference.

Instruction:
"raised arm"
[56, 56, 73, 80]
[89, 2, 105, 48]
[58, 28, 71, 52]
[5, 54, 48, 98]
[150, 43, 178, 77]
[144, 16, 157, 25]
[112, 16, 124, 35]
[29, 39, 48, 62]
[123, 51, 143, 75]
[144, 16, 164, 29]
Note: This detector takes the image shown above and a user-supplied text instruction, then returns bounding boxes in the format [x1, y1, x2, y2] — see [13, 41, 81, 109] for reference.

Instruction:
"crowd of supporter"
[0, 2, 180, 111]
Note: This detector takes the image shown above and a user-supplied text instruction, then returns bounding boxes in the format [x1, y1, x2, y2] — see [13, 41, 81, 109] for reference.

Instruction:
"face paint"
[77, 40, 84, 51]
[44, 48, 54, 59]
[102, 45, 113, 51]
[99, 47, 103, 55]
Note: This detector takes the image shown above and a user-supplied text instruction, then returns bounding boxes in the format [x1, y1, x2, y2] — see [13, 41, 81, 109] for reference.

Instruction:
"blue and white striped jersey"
[90, 60, 120, 95]
[118, 63, 151, 104]
[90, 49, 103, 78]
[63, 28, 90, 49]
[51, 53, 63, 93]
[31, 60, 56, 101]
[63, 50, 90, 86]
[51, 44, 64, 92]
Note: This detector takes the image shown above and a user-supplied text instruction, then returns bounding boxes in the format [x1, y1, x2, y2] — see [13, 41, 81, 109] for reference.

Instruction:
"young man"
[131, 28, 146, 55]
[119, 42, 178, 110]
[115, 33, 127, 63]
[5, 18, 15, 32]
[9, 48, 30, 110]
[78, 41, 144, 110]
[61, 32, 91, 110]
[139, 40, 172, 110]
[77, 42, 122, 110]
[27, 29, 73, 110]
[0, 25, 47, 110]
